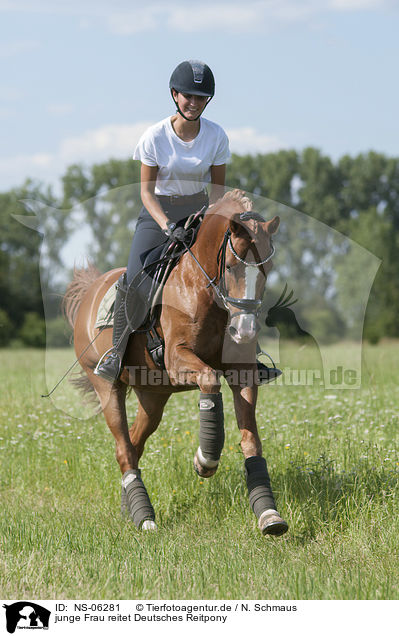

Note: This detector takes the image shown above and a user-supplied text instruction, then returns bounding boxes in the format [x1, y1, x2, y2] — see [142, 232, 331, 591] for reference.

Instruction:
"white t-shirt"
[133, 116, 230, 196]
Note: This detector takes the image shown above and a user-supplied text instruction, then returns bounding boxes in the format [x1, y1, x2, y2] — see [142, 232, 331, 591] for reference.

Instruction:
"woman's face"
[172, 89, 209, 120]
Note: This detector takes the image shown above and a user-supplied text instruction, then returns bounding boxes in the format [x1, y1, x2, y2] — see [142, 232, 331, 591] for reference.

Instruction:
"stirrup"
[94, 347, 121, 382]
[256, 348, 282, 385]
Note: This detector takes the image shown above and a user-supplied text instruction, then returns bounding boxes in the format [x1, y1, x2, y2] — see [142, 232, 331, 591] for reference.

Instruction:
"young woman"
[95, 60, 280, 385]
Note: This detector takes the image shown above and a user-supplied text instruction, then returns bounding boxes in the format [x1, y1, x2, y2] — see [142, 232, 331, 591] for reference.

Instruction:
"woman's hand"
[164, 222, 191, 244]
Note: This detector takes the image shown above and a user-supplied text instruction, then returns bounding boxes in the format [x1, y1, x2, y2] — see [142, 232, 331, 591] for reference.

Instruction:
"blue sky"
[1, 0, 398, 192]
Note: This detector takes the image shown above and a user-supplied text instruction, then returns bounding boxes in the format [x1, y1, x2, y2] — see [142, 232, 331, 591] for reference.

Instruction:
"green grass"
[0, 343, 398, 599]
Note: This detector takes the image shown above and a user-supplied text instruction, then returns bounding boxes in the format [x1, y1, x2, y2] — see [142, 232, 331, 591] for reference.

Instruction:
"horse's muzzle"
[228, 313, 259, 344]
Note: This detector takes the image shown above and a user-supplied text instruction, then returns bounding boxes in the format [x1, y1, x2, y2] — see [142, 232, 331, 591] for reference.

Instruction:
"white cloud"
[0, 108, 13, 118]
[0, 0, 393, 35]
[106, 7, 162, 34]
[0, 39, 40, 57]
[330, 0, 387, 9]
[57, 123, 151, 162]
[0, 122, 152, 192]
[46, 103, 75, 116]
[85, 0, 399, 34]
[0, 121, 288, 191]
[99, 2, 309, 35]
[0, 0, 106, 15]
[0, 86, 24, 101]
[165, 4, 260, 32]
[227, 127, 287, 154]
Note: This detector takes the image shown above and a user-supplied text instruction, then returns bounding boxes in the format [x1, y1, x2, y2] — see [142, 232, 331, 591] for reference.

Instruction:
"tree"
[1, 148, 398, 347]
[227, 150, 299, 203]
[297, 147, 345, 229]
[62, 159, 142, 272]
[0, 181, 52, 331]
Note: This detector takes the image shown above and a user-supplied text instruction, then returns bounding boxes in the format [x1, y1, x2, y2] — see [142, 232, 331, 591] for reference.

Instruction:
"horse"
[63, 189, 288, 536]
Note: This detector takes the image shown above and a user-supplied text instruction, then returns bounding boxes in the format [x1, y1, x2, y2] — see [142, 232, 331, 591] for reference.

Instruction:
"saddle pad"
[95, 282, 116, 328]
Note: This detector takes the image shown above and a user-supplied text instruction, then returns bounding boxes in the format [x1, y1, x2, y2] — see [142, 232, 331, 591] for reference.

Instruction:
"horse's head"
[217, 193, 280, 344]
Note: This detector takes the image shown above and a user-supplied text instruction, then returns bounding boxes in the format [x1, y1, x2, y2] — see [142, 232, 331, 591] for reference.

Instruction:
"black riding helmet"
[169, 60, 215, 120]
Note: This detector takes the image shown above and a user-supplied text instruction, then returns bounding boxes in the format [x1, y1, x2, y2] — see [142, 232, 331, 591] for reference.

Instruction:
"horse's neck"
[194, 214, 228, 270]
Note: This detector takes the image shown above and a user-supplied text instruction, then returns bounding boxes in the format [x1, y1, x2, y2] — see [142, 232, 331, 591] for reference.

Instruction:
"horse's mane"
[222, 189, 253, 211]
[214, 189, 265, 224]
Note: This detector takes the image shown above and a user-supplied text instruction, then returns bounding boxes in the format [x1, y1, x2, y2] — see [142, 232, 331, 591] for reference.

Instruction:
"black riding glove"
[164, 222, 191, 244]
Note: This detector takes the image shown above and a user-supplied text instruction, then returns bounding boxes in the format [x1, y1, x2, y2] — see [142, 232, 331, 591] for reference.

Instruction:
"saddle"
[140, 208, 206, 369]
[94, 209, 204, 368]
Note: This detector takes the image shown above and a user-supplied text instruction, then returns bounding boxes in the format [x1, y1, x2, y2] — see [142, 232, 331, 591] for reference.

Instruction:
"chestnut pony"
[63, 190, 288, 536]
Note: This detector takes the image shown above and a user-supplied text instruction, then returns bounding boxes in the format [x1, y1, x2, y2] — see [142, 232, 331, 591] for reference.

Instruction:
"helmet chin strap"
[172, 94, 213, 122]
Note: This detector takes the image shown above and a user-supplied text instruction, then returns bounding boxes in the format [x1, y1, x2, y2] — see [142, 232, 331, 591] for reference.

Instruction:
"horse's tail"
[62, 263, 102, 409]
[62, 263, 101, 329]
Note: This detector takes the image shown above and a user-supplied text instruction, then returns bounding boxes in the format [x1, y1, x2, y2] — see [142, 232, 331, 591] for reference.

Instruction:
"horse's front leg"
[230, 383, 289, 537]
[166, 344, 224, 479]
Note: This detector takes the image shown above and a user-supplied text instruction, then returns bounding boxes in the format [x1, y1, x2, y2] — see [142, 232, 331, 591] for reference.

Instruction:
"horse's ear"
[229, 213, 249, 237]
[266, 215, 280, 235]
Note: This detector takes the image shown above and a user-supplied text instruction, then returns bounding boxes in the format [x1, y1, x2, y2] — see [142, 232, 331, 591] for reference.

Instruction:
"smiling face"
[172, 89, 209, 120]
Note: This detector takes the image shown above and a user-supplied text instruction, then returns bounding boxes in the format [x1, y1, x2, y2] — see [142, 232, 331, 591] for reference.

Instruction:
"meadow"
[0, 342, 397, 600]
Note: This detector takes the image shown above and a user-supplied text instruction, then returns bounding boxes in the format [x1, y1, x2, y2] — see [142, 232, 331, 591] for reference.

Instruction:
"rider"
[94, 60, 280, 384]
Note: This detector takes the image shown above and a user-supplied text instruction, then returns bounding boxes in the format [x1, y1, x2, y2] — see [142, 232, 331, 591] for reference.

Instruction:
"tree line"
[0, 147, 398, 347]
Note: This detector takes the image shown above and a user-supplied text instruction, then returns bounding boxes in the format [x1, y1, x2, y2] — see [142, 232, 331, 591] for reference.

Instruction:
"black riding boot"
[256, 361, 282, 384]
[94, 273, 130, 383]
[256, 345, 282, 385]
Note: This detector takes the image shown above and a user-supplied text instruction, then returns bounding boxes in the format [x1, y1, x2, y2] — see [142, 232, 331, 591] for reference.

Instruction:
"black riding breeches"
[125, 197, 207, 329]
[126, 201, 206, 285]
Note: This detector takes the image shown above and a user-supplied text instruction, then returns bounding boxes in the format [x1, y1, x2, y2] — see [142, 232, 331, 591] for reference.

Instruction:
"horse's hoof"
[193, 451, 218, 478]
[258, 509, 289, 536]
[141, 519, 157, 531]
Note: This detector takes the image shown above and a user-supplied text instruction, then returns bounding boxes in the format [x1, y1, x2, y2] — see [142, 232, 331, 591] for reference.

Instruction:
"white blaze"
[245, 265, 260, 299]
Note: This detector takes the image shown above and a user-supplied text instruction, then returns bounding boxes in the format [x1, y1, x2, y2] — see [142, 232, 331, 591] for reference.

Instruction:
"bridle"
[184, 225, 275, 317]
[227, 233, 275, 267]
[217, 228, 274, 316]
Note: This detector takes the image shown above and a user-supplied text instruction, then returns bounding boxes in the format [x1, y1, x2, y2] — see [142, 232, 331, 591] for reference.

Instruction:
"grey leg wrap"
[121, 469, 155, 529]
[245, 456, 276, 519]
[197, 392, 225, 469]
